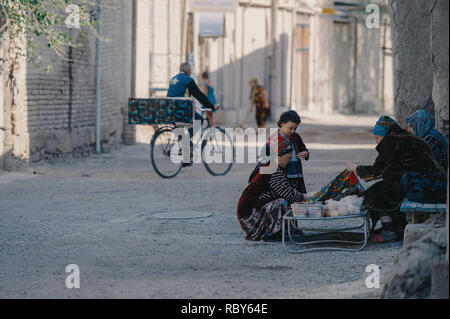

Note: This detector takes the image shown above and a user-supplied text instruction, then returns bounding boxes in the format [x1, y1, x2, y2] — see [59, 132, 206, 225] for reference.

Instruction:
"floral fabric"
[308, 170, 365, 204]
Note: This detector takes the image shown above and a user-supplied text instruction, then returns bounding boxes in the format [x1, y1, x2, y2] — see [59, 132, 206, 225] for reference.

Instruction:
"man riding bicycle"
[167, 62, 219, 123]
[167, 62, 219, 166]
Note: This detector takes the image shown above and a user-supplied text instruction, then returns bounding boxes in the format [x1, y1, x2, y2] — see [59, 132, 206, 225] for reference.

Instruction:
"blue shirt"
[167, 72, 193, 97]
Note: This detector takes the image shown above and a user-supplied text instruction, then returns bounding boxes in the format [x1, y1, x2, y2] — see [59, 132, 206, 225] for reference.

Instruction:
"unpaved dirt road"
[0, 113, 402, 298]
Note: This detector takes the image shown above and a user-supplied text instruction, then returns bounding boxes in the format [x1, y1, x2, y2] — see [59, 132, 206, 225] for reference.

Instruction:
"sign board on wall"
[189, 0, 237, 13]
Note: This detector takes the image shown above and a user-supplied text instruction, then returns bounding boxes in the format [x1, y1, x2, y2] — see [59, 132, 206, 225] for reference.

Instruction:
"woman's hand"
[298, 151, 309, 160]
[346, 162, 358, 172]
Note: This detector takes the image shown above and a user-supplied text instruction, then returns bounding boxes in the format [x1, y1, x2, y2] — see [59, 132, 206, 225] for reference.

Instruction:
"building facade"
[148, 0, 394, 124]
[1, 0, 394, 168]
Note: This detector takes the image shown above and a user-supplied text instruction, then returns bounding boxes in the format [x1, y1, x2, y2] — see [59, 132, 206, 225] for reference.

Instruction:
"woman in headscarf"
[406, 110, 448, 171]
[249, 77, 270, 129]
[346, 116, 445, 243]
[237, 137, 307, 241]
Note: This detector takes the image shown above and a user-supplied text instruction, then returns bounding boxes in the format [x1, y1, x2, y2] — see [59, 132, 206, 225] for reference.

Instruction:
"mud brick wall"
[15, 2, 132, 162]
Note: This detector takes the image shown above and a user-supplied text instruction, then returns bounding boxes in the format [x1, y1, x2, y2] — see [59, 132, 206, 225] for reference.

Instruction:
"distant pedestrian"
[247, 77, 270, 129]
[201, 71, 217, 126]
[201, 71, 217, 106]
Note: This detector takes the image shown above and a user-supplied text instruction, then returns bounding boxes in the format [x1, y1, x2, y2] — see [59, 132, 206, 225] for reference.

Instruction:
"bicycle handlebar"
[198, 106, 219, 113]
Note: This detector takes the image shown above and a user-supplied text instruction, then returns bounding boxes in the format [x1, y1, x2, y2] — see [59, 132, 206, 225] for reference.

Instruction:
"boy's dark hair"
[277, 110, 301, 128]
[202, 71, 209, 79]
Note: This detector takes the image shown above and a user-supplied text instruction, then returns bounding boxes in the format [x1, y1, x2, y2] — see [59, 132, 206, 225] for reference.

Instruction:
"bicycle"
[150, 107, 235, 179]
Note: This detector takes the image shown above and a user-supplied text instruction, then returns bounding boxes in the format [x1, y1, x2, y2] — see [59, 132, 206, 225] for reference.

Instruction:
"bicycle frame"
[150, 106, 233, 178]
[157, 108, 214, 143]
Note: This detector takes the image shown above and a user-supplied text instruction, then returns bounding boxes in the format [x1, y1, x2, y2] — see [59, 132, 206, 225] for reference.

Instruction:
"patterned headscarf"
[261, 135, 292, 163]
[406, 109, 448, 151]
[406, 110, 437, 138]
[373, 115, 400, 136]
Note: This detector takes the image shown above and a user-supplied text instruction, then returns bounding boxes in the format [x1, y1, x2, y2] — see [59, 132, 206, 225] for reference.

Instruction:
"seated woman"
[237, 137, 307, 241]
[346, 116, 445, 243]
[406, 110, 448, 172]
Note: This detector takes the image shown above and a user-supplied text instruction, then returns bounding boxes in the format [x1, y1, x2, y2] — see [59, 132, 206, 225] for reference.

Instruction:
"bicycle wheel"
[202, 127, 234, 176]
[150, 126, 183, 178]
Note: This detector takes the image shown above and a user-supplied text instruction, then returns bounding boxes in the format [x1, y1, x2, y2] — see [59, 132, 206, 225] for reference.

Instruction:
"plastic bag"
[325, 196, 363, 217]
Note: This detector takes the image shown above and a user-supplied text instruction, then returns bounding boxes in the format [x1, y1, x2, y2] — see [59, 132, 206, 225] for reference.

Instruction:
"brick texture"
[18, 1, 132, 162]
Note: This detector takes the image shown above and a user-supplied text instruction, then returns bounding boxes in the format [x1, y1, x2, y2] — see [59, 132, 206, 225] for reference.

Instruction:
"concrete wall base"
[214, 110, 237, 127]
[431, 263, 449, 299]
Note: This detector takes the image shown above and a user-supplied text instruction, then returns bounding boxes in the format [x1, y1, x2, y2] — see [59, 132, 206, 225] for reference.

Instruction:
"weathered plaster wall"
[390, 0, 435, 126]
[431, 0, 449, 138]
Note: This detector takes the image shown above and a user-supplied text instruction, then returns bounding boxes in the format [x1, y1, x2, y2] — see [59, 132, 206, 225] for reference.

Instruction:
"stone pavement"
[0, 113, 403, 298]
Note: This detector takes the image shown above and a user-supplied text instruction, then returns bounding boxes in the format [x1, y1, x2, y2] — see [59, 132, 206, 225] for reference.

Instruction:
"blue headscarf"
[373, 115, 399, 136]
[406, 109, 448, 149]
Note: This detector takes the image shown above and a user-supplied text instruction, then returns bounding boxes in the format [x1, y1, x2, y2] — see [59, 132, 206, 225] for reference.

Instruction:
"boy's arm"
[295, 134, 310, 161]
